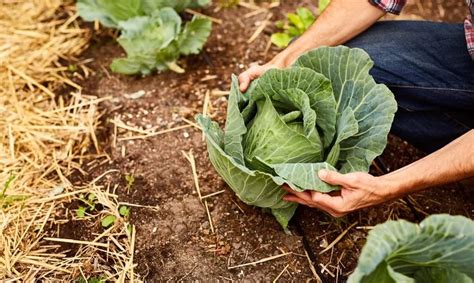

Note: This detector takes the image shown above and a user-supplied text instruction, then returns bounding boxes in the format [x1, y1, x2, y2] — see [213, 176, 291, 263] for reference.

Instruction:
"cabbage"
[77, 0, 212, 75]
[349, 214, 474, 283]
[197, 46, 397, 228]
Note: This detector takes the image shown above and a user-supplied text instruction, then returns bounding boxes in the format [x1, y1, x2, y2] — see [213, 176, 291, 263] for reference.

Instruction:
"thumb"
[318, 170, 351, 187]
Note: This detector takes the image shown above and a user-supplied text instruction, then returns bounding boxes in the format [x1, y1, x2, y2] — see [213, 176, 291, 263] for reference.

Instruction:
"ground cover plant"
[349, 214, 474, 283]
[198, 46, 397, 228]
[77, 0, 212, 74]
[271, 7, 316, 48]
[271, 1, 330, 48]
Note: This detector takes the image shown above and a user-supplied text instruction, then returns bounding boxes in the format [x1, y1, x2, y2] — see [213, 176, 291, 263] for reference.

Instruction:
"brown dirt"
[66, 0, 473, 281]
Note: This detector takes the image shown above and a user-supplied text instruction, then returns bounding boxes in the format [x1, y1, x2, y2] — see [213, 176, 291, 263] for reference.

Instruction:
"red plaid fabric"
[466, 0, 474, 58]
[369, 0, 474, 60]
[369, 0, 406, 15]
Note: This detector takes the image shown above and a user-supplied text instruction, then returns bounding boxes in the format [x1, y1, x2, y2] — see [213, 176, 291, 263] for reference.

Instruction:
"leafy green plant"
[318, 0, 330, 14]
[271, 7, 315, 48]
[101, 215, 117, 228]
[271, 1, 331, 48]
[101, 206, 130, 228]
[125, 174, 135, 191]
[119, 205, 130, 217]
[197, 46, 396, 228]
[76, 193, 97, 218]
[77, 0, 212, 75]
[349, 214, 474, 283]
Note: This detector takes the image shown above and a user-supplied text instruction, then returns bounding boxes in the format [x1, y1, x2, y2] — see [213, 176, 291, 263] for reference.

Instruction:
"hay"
[0, 1, 139, 281]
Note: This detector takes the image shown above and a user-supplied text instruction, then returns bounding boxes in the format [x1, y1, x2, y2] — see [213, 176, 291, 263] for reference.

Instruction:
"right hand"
[238, 62, 283, 92]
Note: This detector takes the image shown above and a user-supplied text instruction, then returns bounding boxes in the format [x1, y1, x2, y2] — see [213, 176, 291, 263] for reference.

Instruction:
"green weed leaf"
[101, 215, 117, 228]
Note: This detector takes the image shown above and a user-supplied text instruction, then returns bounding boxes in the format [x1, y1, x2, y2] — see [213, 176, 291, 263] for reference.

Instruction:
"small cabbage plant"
[197, 46, 397, 228]
[77, 0, 212, 74]
[349, 214, 474, 282]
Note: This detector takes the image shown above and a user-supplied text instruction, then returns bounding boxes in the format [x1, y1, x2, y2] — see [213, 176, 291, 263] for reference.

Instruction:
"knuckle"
[347, 174, 360, 184]
[330, 211, 343, 218]
[324, 171, 334, 181]
[333, 205, 348, 216]
[331, 208, 347, 218]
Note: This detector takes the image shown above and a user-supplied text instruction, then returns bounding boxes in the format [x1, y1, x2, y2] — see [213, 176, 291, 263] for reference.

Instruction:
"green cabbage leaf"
[197, 46, 397, 228]
[349, 214, 474, 283]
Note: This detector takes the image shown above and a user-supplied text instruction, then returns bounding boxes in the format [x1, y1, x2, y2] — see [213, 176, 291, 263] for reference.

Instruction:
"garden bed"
[10, 0, 472, 281]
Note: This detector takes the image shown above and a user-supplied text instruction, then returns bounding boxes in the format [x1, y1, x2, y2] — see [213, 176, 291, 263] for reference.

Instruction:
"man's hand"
[238, 61, 283, 92]
[283, 170, 396, 217]
[283, 130, 474, 216]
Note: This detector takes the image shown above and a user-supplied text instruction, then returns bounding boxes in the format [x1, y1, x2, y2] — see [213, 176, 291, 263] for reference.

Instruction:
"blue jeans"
[346, 21, 474, 153]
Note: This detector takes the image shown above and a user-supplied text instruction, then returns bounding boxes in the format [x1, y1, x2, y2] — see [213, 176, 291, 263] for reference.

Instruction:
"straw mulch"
[0, 1, 139, 281]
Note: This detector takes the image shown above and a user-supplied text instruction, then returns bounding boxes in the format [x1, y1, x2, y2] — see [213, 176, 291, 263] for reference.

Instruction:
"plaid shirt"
[369, 0, 474, 60]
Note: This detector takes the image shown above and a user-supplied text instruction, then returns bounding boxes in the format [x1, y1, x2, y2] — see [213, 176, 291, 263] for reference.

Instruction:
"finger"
[282, 186, 312, 202]
[238, 72, 250, 92]
[282, 195, 310, 206]
[318, 169, 352, 187]
[310, 191, 344, 210]
[287, 194, 340, 216]
[249, 62, 259, 68]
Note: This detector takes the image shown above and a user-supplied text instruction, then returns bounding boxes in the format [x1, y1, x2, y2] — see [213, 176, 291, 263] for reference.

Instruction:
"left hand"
[282, 170, 397, 217]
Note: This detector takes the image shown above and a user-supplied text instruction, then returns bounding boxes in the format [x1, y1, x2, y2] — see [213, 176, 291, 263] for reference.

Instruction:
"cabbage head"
[197, 46, 397, 228]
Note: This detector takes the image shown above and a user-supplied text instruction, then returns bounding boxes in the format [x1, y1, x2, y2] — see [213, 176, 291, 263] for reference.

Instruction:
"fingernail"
[318, 170, 328, 180]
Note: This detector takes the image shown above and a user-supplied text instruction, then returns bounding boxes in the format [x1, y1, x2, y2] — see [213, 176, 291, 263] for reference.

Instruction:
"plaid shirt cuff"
[369, 0, 406, 15]
[465, 18, 474, 59]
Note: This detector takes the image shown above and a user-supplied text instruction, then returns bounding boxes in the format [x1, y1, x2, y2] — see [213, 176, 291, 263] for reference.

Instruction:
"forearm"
[272, 0, 386, 66]
[382, 130, 474, 198]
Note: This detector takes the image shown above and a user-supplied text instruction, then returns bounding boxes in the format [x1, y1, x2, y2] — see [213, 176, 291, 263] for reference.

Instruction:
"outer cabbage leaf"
[223, 75, 248, 165]
[77, 0, 142, 27]
[110, 58, 148, 75]
[294, 46, 397, 173]
[77, 0, 118, 27]
[97, 0, 143, 22]
[178, 17, 213, 55]
[348, 214, 474, 283]
[196, 115, 297, 228]
[414, 268, 472, 283]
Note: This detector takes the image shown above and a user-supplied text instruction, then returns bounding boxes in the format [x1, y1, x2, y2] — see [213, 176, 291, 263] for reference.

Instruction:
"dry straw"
[0, 1, 139, 281]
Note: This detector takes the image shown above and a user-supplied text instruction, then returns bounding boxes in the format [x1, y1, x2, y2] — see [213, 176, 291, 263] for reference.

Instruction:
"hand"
[282, 170, 397, 217]
[238, 61, 284, 92]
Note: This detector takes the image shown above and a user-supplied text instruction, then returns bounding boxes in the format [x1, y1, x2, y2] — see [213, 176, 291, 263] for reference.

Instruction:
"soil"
[65, 0, 473, 281]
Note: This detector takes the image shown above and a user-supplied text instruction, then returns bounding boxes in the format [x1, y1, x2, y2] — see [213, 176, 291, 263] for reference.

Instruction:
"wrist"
[378, 173, 415, 201]
[271, 46, 304, 68]
[270, 53, 289, 68]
